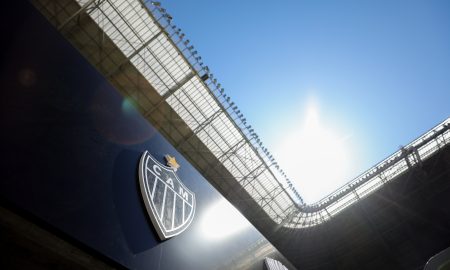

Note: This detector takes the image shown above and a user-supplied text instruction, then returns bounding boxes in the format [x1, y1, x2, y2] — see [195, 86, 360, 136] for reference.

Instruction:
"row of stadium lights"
[149, 1, 304, 205]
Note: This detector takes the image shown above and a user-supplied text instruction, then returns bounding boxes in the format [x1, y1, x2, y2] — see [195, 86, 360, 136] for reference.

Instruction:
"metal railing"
[285, 118, 450, 228]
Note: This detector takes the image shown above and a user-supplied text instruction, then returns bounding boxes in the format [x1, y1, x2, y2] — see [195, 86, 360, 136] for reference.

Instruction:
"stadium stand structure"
[30, 0, 450, 268]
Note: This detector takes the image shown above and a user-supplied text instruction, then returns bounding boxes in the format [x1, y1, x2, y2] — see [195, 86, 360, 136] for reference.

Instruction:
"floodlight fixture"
[200, 73, 209, 81]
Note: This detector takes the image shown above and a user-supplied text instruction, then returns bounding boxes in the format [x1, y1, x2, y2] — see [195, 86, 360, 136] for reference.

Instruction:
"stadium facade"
[1, 0, 450, 269]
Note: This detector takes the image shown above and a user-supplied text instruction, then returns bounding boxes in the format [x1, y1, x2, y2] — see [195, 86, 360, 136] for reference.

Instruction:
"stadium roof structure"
[31, 0, 450, 231]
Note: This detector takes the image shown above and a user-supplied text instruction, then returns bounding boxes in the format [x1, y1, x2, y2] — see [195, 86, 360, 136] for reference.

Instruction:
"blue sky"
[161, 0, 450, 202]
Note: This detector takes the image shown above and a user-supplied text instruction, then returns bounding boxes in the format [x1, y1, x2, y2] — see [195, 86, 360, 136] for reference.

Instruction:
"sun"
[275, 102, 352, 203]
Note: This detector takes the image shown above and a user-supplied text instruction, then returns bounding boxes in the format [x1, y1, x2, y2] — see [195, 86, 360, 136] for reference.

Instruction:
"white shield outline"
[138, 151, 196, 240]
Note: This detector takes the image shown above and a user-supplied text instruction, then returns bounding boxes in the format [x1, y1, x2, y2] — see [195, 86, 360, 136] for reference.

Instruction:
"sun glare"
[200, 199, 251, 241]
[275, 102, 353, 203]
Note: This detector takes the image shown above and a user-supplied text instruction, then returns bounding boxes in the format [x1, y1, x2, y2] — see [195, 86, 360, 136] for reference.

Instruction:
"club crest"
[139, 151, 195, 240]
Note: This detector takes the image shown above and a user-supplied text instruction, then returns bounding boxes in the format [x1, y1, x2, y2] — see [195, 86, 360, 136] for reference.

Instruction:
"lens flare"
[200, 199, 251, 241]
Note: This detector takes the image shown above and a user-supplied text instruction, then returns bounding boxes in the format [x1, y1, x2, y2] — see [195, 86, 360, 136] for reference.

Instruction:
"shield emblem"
[138, 151, 196, 240]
